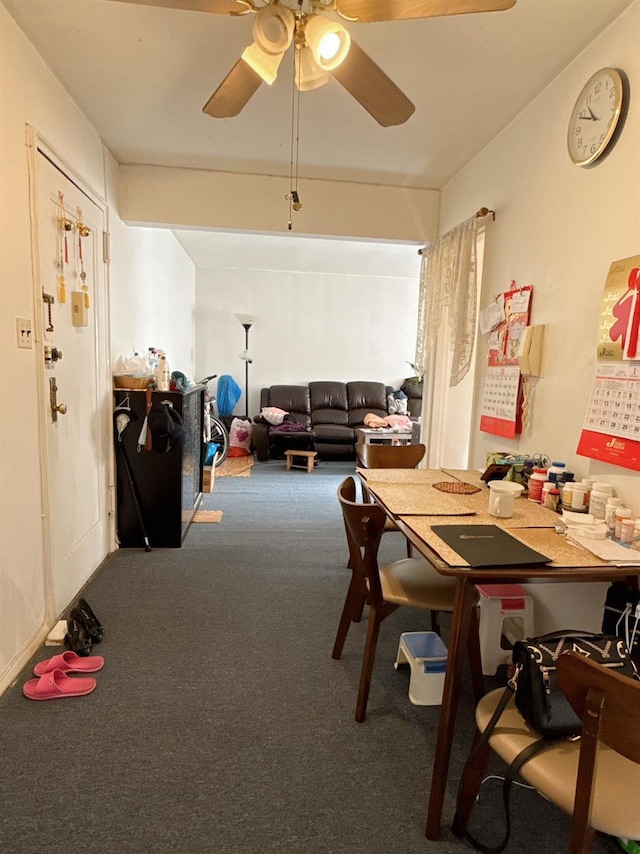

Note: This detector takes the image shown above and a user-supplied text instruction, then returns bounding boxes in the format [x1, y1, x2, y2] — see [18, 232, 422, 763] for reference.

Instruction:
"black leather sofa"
[253, 381, 389, 461]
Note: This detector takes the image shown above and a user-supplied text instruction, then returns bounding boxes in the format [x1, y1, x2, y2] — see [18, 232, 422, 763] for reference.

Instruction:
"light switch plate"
[16, 317, 33, 348]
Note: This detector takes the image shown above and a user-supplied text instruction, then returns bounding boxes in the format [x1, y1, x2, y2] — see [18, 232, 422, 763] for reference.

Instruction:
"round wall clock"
[567, 67, 626, 167]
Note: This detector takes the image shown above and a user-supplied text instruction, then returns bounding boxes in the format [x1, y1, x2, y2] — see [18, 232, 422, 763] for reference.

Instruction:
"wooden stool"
[285, 449, 317, 472]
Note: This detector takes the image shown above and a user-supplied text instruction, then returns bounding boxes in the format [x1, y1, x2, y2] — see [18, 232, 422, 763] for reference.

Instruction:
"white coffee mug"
[488, 487, 515, 518]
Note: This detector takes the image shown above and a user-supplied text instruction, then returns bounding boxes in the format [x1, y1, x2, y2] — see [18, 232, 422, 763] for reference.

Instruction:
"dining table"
[357, 466, 640, 841]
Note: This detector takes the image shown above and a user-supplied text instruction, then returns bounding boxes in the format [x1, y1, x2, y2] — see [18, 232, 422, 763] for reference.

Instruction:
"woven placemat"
[369, 483, 474, 516]
[356, 468, 457, 485]
[433, 481, 481, 495]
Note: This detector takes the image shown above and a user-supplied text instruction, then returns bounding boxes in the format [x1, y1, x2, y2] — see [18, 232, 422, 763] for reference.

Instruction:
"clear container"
[615, 508, 632, 541]
[528, 467, 547, 503]
[547, 462, 566, 483]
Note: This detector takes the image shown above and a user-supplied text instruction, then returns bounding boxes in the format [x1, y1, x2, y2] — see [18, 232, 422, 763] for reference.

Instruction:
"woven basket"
[113, 375, 153, 390]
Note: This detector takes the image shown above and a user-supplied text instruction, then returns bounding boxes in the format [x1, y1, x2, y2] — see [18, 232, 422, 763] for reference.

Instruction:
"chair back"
[337, 476, 386, 604]
[557, 650, 640, 850]
[557, 650, 640, 762]
[356, 442, 426, 470]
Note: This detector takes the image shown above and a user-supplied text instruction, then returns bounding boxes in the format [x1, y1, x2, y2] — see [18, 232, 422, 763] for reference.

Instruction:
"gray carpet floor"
[0, 460, 624, 853]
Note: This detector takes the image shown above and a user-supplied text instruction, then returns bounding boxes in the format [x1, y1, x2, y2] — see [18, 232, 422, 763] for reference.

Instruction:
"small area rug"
[216, 455, 254, 478]
[192, 510, 223, 523]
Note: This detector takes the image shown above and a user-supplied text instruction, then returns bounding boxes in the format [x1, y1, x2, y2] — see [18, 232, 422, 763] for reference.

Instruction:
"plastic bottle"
[544, 487, 560, 512]
[571, 483, 589, 512]
[615, 508, 632, 541]
[560, 471, 575, 484]
[561, 481, 574, 509]
[528, 467, 547, 503]
[633, 520, 640, 551]
[547, 462, 566, 483]
[156, 355, 170, 391]
[588, 490, 610, 520]
[605, 497, 624, 531]
[620, 518, 636, 545]
[541, 481, 554, 506]
[592, 481, 614, 496]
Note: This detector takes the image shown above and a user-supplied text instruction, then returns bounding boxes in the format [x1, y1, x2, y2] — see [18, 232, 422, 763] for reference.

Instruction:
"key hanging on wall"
[76, 207, 91, 310]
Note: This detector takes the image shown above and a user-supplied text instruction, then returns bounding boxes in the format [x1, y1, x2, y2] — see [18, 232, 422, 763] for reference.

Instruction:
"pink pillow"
[384, 414, 413, 430]
[261, 406, 288, 426]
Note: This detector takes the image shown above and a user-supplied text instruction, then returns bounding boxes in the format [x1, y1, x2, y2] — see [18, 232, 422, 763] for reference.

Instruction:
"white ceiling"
[5, 0, 634, 269]
[4, 0, 635, 190]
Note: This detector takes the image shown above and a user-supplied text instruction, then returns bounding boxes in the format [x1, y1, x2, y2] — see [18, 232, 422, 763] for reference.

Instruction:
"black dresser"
[114, 385, 204, 548]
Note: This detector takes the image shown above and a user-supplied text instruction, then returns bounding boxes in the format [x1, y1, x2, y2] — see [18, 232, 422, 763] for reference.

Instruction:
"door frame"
[25, 124, 115, 623]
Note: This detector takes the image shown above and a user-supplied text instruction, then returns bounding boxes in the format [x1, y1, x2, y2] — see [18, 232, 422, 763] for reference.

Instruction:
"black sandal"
[66, 609, 93, 656]
[75, 598, 104, 643]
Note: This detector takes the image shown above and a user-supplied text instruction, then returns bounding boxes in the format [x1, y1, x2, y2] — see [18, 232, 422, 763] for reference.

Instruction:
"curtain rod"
[417, 207, 495, 255]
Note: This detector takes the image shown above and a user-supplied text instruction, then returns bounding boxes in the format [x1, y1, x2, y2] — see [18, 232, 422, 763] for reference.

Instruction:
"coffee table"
[356, 427, 412, 445]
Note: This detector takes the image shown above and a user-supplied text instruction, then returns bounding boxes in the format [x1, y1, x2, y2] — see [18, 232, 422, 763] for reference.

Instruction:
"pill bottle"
[571, 484, 589, 512]
[633, 520, 640, 551]
[620, 518, 636, 545]
[547, 462, 566, 483]
[561, 481, 574, 509]
[588, 490, 609, 520]
[592, 482, 614, 496]
[528, 467, 547, 503]
[544, 487, 560, 512]
[541, 481, 554, 506]
[615, 508, 632, 541]
[582, 478, 594, 491]
[560, 471, 575, 483]
[605, 497, 624, 531]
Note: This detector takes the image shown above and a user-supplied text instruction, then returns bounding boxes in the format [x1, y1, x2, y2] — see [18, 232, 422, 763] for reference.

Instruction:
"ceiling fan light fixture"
[304, 15, 350, 71]
[295, 45, 329, 91]
[241, 41, 284, 85]
[252, 4, 295, 55]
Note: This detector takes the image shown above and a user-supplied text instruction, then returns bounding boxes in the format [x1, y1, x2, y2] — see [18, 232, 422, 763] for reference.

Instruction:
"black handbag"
[455, 630, 637, 854]
[602, 582, 640, 656]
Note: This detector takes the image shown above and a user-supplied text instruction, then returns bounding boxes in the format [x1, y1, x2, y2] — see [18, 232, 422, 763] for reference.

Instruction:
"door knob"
[49, 377, 67, 421]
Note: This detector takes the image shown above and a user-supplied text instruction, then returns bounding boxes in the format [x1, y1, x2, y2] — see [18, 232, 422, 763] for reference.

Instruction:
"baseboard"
[0, 620, 53, 698]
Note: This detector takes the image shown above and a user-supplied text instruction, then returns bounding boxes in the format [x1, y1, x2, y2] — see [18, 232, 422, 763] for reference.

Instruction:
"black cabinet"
[114, 386, 204, 548]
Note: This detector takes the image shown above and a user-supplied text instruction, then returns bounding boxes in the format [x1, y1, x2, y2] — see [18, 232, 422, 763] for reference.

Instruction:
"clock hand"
[578, 110, 596, 121]
[587, 105, 599, 121]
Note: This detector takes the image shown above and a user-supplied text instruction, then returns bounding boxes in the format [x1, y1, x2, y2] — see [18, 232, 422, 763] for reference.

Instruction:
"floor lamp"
[234, 313, 258, 418]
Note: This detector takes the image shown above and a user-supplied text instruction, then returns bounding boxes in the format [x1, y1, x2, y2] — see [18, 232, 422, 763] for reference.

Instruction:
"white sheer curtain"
[414, 214, 479, 388]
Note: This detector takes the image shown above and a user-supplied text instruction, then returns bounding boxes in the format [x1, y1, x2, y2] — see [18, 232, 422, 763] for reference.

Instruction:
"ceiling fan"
[102, 0, 516, 127]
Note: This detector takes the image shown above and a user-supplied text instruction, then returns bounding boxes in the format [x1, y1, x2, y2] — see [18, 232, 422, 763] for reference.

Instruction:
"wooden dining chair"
[333, 476, 482, 723]
[455, 650, 640, 853]
[356, 441, 426, 559]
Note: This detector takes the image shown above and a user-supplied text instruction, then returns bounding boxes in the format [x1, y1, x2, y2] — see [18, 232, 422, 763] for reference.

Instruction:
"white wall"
[194, 246, 421, 417]
[0, 4, 196, 692]
[440, 1, 640, 633]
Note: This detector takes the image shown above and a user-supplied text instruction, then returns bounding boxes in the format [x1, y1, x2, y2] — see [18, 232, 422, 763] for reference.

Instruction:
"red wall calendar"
[577, 361, 640, 471]
[479, 285, 532, 438]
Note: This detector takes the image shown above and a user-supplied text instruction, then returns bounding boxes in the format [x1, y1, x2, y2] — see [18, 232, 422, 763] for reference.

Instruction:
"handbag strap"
[455, 676, 566, 854]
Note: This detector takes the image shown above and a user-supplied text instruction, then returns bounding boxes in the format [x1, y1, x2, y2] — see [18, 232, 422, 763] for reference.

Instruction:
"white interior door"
[36, 151, 111, 617]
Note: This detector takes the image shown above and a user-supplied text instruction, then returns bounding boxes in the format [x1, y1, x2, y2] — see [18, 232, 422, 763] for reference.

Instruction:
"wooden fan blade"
[331, 41, 414, 127]
[337, 0, 516, 24]
[103, 0, 246, 14]
[202, 59, 262, 118]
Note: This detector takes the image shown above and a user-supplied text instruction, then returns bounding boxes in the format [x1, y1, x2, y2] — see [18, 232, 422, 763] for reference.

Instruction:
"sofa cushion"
[309, 381, 349, 426]
[347, 381, 388, 427]
[314, 424, 354, 443]
[264, 385, 311, 429]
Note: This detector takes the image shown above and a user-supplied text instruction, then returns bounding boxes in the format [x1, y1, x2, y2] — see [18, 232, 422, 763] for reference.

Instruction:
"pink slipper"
[33, 651, 104, 676]
[23, 669, 96, 701]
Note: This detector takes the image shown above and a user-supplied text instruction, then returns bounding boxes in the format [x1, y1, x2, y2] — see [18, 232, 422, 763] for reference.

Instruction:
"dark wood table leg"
[425, 577, 476, 840]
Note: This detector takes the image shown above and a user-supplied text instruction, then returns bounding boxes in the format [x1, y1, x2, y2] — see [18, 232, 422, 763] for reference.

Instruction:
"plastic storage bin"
[394, 631, 448, 705]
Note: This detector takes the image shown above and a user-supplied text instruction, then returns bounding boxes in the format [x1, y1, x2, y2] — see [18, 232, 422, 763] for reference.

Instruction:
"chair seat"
[380, 557, 457, 611]
[477, 689, 640, 840]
